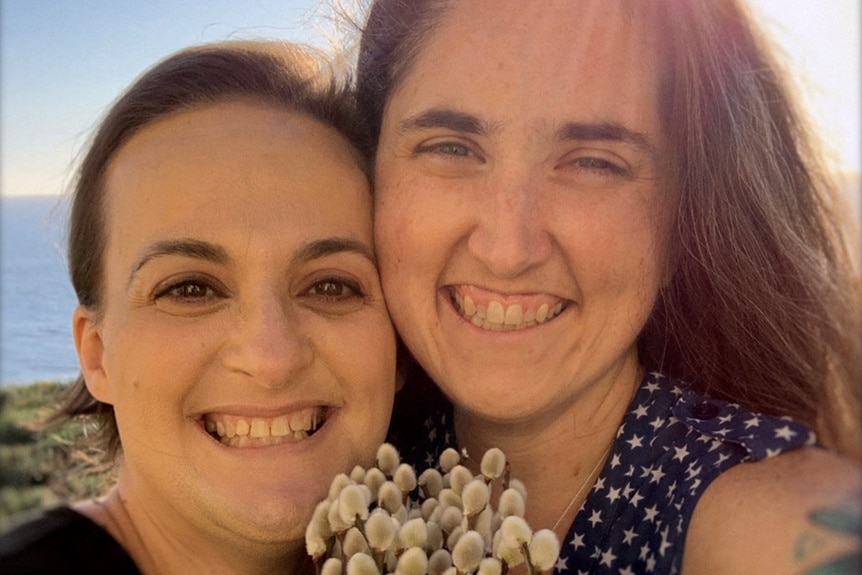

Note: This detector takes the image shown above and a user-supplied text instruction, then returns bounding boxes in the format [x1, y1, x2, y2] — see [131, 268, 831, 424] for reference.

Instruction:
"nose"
[467, 175, 553, 278]
[221, 293, 312, 389]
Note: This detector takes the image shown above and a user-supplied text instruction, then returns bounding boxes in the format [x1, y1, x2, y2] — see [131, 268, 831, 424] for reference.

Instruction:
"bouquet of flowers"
[305, 443, 560, 575]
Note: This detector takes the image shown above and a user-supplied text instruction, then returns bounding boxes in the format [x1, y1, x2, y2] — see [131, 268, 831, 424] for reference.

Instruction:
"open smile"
[202, 407, 328, 448]
[448, 285, 570, 331]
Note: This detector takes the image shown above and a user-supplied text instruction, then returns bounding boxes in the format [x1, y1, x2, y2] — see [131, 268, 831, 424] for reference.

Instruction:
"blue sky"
[1, 0, 859, 197]
[1, 0, 332, 197]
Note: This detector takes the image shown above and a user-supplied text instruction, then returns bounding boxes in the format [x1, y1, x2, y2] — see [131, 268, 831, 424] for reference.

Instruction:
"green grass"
[0, 380, 114, 532]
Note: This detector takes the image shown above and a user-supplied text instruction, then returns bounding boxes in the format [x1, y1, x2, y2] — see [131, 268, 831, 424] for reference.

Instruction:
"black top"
[0, 506, 141, 574]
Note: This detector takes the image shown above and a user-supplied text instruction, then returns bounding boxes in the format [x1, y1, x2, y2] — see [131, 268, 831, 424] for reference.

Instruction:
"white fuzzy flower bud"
[439, 505, 464, 534]
[321, 557, 343, 575]
[497, 487, 526, 518]
[363, 467, 387, 500]
[528, 529, 561, 571]
[508, 478, 527, 501]
[428, 548, 453, 575]
[349, 464, 367, 484]
[492, 529, 524, 567]
[328, 473, 353, 501]
[441, 568, 457, 575]
[447, 465, 474, 494]
[461, 478, 490, 516]
[428, 505, 443, 525]
[306, 500, 333, 557]
[393, 505, 409, 526]
[395, 546, 428, 575]
[439, 447, 461, 472]
[342, 526, 371, 559]
[446, 525, 463, 551]
[376, 443, 401, 476]
[437, 488, 462, 510]
[398, 517, 428, 549]
[378, 481, 404, 514]
[365, 508, 397, 551]
[418, 468, 444, 498]
[473, 507, 494, 547]
[425, 520, 444, 552]
[393, 463, 418, 493]
[500, 515, 532, 549]
[451, 530, 485, 573]
[338, 484, 370, 525]
[421, 497, 439, 521]
[480, 447, 506, 480]
[346, 552, 380, 575]
[327, 495, 353, 532]
[477, 557, 503, 575]
[305, 526, 328, 559]
[408, 507, 424, 521]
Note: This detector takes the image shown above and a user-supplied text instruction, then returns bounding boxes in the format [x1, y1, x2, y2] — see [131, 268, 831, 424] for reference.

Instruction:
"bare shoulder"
[682, 447, 861, 575]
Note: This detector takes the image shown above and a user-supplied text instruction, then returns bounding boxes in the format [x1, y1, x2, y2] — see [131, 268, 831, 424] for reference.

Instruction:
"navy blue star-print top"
[390, 371, 816, 574]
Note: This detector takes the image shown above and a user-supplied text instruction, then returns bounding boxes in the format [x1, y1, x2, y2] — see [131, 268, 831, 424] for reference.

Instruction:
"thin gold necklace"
[551, 444, 612, 532]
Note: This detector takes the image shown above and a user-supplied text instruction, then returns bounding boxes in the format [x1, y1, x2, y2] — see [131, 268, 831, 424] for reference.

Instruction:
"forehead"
[102, 100, 371, 247]
[389, 0, 661, 137]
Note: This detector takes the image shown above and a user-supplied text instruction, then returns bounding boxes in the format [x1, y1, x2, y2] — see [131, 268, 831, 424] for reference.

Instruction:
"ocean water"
[1, 195, 80, 386]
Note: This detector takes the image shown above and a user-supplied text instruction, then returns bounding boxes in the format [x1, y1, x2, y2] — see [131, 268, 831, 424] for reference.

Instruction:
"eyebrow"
[129, 236, 377, 287]
[554, 121, 655, 155]
[291, 237, 377, 267]
[132, 238, 229, 277]
[398, 108, 495, 137]
[398, 109, 655, 155]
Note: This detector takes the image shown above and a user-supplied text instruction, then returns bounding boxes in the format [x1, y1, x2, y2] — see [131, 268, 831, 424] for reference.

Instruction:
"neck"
[76, 478, 308, 575]
[453, 366, 639, 533]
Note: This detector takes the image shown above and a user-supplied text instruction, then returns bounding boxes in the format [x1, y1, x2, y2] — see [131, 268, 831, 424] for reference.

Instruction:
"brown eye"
[170, 282, 211, 299]
[307, 278, 362, 299]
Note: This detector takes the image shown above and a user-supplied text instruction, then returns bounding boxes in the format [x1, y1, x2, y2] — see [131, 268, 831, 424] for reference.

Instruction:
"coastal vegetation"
[0, 380, 113, 532]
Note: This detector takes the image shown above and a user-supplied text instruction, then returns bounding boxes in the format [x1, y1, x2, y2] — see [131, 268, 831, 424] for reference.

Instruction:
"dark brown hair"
[357, 0, 862, 459]
[57, 41, 370, 458]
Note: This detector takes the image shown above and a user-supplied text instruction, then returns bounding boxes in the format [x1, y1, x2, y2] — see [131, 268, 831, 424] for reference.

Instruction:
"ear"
[73, 305, 113, 405]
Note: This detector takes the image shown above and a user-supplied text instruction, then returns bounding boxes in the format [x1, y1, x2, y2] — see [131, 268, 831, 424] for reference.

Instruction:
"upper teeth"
[454, 293, 564, 331]
[204, 408, 323, 447]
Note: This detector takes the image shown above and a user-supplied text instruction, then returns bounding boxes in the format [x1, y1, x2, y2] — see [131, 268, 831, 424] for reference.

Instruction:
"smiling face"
[74, 100, 396, 547]
[374, 0, 676, 423]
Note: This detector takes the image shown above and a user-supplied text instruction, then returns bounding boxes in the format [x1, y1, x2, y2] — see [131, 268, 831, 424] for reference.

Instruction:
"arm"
[682, 447, 861, 574]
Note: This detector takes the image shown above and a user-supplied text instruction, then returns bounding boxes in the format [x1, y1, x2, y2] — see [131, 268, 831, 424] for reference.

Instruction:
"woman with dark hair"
[358, 1, 861, 572]
[0, 41, 397, 574]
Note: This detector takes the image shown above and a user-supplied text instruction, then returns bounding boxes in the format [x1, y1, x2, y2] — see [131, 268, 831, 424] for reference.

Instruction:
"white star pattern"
[569, 533, 585, 550]
[395, 372, 814, 575]
[646, 554, 657, 572]
[643, 505, 660, 523]
[672, 445, 690, 462]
